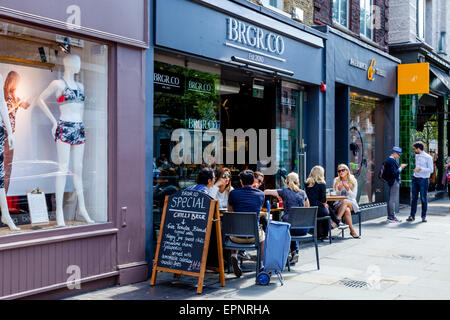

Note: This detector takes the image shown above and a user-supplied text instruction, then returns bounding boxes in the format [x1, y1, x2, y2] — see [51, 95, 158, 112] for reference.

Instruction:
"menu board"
[151, 190, 225, 294]
[157, 190, 212, 273]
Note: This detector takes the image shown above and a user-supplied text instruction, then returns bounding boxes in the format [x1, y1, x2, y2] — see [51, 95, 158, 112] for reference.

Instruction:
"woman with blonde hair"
[264, 172, 310, 264]
[305, 166, 341, 237]
[333, 164, 360, 238]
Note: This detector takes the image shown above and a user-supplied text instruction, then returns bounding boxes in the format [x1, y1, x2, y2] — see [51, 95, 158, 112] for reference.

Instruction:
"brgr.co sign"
[227, 17, 285, 55]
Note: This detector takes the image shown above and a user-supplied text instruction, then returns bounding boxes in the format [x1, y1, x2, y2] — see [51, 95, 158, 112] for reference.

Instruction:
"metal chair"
[286, 206, 320, 270]
[221, 212, 262, 283]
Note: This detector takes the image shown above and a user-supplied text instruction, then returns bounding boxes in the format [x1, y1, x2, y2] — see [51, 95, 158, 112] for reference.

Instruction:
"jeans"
[387, 181, 400, 219]
[410, 177, 429, 219]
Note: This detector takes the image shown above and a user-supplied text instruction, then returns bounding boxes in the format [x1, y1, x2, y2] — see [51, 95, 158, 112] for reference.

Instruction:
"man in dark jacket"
[384, 147, 407, 222]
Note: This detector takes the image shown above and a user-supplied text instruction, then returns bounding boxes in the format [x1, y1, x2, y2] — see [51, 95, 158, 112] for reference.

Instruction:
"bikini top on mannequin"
[57, 79, 85, 105]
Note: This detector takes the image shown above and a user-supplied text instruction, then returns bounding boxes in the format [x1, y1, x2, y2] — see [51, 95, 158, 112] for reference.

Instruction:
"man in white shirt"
[407, 142, 434, 223]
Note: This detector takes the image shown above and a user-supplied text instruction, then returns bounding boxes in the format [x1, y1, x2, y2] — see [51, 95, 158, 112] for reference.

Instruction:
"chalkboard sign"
[150, 190, 225, 294]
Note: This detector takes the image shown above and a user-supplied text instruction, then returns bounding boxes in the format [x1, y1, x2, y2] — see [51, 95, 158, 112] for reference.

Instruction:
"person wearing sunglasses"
[252, 171, 264, 190]
[215, 167, 234, 210]
[333, 164, 360, 238]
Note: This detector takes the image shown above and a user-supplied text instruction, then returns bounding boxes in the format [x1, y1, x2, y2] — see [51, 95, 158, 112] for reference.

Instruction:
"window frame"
[416, 0, 425, 40]
[332, 0, 349, 29]
[360, 0, 373, 40]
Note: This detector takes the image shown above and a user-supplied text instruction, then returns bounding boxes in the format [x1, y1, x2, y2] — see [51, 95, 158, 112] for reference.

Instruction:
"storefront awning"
[430, 65, 450, 94]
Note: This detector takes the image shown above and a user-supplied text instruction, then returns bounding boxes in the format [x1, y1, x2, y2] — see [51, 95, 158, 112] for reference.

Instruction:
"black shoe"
[422, 217, 427, 223]
[406, 216, 415, 222]
[231, 255, 242, 277]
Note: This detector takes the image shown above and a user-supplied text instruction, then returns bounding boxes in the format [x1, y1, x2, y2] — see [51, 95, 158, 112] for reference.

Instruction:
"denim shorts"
[54, 120, 86, 145]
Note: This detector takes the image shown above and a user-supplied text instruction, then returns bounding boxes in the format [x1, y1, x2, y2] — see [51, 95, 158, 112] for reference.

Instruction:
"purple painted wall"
[0, 0, 148, 299]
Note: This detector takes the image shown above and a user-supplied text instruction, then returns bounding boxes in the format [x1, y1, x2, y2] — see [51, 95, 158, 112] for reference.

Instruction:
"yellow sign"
[397, 63, 429, 95]
[367, 58, 376, 81]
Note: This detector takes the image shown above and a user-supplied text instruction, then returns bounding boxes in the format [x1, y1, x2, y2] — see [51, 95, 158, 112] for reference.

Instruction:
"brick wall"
[313, 0, 390, 51]
[284, 0, 314, 26]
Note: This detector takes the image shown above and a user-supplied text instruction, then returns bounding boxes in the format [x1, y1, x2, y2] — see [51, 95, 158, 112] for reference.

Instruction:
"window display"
[0, 20, 108, 234]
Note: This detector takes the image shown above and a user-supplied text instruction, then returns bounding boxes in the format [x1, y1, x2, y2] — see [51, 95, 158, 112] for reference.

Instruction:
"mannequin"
[0, 74, 19, 231]
[38, 54, 94, 226]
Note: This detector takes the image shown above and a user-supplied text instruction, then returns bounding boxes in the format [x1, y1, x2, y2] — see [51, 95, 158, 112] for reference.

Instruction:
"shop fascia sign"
[225, 17, 286, 63]
[349, 58, 386, 81]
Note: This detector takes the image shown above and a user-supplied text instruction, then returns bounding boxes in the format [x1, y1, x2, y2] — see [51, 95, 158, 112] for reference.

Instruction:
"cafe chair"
[286, 206, 320, 271]
[221, 212, 262, 283]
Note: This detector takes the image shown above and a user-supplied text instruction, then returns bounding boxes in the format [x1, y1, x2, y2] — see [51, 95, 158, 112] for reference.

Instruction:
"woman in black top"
[305, 166, 341, 239]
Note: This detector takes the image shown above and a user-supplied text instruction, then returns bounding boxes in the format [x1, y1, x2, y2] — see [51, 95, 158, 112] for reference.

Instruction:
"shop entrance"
[219, 66, 306, 190]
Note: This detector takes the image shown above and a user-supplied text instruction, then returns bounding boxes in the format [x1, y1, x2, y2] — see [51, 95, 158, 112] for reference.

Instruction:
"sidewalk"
[67, 197, 450, 300]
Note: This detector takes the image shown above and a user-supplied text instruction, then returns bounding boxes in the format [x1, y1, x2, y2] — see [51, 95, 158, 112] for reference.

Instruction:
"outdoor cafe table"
[260, 207, 283, 221]
[326, 195, 347, 202]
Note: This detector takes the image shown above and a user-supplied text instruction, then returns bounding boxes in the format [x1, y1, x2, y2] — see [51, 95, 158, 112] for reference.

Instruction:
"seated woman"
[264, 172, 309, 264]
[215, 167, 233, 210]
[305, 166, 341, 239]
[333, 164, 360, 238]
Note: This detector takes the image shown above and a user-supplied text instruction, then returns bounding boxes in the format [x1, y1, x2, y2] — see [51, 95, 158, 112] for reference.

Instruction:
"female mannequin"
[38, 54, 94, 226]
[0, 74, 19, 231]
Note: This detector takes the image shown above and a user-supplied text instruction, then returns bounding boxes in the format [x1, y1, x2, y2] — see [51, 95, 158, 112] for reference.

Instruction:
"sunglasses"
[337, 169, 347, 173]
[256, 179, 264, 184]
[222, 174, 231, 178]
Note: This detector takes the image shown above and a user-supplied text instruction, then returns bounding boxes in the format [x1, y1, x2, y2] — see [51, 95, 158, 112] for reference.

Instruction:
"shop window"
[0, 20, 108, 235]
[360, 0, 373, 40]
[350, 94, 378, 205]
[332, 0, 349, 28]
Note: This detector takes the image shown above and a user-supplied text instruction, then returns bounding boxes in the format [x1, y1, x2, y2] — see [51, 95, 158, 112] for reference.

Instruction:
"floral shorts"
[54, 120, 86, 145]
[0, 127, 5, 189]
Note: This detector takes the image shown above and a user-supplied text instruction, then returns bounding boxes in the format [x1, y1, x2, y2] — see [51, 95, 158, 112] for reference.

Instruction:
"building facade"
[0, 0, 149, 299]
[389, 0, 450, 203]
[311, 0, 400, 217]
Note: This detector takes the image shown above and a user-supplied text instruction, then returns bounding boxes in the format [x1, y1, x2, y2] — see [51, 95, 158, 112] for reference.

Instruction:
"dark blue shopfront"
[146, 0, 327, 267]
[315, 25, 400, 214]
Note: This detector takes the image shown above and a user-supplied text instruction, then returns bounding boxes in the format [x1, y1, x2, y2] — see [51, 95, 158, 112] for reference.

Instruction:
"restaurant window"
[349, 94, 378, 205]
[275, 82, 304, 189]
[0, 20, 108, 235]
[333, 0, 348, 28]
[153, 53, 220, 242]
[360, 0, 373, 40]
[416, 0, 425, 39]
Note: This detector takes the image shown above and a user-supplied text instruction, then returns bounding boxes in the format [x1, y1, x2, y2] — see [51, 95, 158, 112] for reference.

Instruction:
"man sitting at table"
[227, 170, 265, 277]
[185, 167, 226, 199]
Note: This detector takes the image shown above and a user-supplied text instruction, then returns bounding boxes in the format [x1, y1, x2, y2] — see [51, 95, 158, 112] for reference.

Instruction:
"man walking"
[384, 147, 407, 222]
[407, 142, 434, 223]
